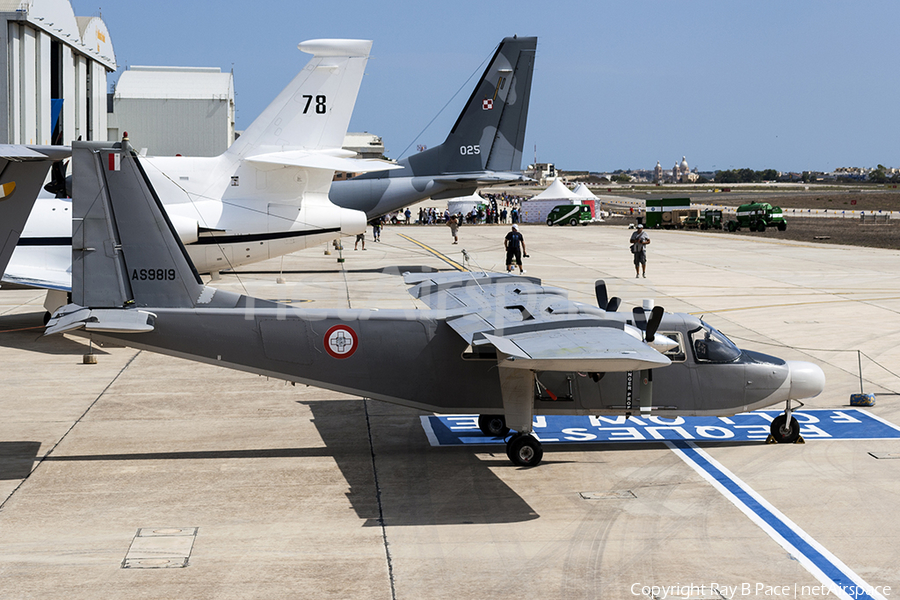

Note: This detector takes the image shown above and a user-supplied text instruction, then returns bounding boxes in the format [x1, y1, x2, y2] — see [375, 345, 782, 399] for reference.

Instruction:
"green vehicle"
[546, 204, 592, 226]
[726, 202, 787, 232]
[699, 209, 723, 230]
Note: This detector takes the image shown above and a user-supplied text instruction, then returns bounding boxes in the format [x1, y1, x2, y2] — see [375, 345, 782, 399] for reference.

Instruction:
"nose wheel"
[769, 413, 801, 444]
[506, 433, 543, 467]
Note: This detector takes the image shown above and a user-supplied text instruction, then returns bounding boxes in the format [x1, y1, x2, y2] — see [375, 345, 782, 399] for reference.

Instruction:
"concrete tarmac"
[0, 222, 898, 599]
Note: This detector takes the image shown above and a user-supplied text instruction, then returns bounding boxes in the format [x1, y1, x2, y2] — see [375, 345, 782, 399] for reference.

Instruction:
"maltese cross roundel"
[324, 325, 358, 359]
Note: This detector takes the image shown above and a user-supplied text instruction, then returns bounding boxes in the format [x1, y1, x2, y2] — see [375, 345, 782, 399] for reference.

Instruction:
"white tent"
[530, 178, 580, 201]
[446, 192, 484, 216]
[572, 183, 598, 199]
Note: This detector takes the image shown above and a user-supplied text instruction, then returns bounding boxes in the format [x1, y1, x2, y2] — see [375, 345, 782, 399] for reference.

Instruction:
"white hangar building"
[108, 65, 235, 157]
[0, 0, 116, 145]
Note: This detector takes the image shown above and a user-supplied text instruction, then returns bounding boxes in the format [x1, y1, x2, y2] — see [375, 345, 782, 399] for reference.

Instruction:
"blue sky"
[72, 0, 900, 173]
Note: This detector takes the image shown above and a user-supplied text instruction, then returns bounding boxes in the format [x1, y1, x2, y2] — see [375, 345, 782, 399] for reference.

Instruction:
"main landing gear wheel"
[770, 414, 800, 443]
[478, 414, 509, 437]
[506, 433, 543, 467]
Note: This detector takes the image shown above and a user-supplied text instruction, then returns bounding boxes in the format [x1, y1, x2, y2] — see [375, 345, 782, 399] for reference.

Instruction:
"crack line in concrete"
[364, 398, 397, 600]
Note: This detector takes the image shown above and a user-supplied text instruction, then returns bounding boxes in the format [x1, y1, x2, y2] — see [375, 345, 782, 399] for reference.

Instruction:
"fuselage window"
[689, 322, 742, 363]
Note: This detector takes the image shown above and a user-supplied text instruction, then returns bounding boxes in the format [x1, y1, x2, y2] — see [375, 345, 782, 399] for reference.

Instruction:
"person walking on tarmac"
[447, 214, 460, 244]
[630, 223, 650, 278]
[505, 224, 527, 274]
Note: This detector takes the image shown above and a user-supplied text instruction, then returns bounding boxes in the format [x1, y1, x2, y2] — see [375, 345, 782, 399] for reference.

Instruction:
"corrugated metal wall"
[111, 98, 234, 157]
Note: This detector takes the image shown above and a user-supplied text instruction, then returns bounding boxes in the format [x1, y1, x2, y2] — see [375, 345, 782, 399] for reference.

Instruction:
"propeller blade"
[594, 280, 609, 310]
[632, 306, 646, 332]
[42, 160, 71, 199]
[606, 297, 621, 312]
[646, 306, 664, 343]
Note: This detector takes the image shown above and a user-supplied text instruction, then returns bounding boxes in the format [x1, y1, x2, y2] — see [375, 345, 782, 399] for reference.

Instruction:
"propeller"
[631, 304, 667, 416]
[632, 306, 646, 332]
[43, 160, 71, 198]
[646, 306, 664, 343]
[595, 280, 621, 312]
[632, 305, 665, 342]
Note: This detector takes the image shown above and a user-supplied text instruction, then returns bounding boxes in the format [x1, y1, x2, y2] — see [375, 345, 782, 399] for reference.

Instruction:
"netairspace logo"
[630, 582, 892, 599]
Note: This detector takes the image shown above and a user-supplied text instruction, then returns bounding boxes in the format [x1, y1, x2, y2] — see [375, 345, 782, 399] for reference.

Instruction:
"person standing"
[504, 224, 527, 274]
[354, 232, 366, 251]
[370, 218, 382, 242]
[447, 214, 460, 244]
[630, 224, 650, 278]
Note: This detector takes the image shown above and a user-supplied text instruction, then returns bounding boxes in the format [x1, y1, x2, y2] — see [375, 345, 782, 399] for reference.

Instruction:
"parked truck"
[726, 202, 787, 232]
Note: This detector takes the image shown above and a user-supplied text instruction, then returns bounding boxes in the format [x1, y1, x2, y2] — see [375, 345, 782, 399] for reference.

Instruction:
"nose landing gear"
[768, 400, 805, 444]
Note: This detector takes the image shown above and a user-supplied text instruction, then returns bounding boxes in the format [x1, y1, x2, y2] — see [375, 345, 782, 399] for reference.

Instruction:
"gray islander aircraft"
[46, 141, 826, 467]
[329, 35, 536, 218]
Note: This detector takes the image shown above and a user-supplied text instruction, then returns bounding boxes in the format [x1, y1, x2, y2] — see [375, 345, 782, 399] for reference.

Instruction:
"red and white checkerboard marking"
[482, 98, 493, 110]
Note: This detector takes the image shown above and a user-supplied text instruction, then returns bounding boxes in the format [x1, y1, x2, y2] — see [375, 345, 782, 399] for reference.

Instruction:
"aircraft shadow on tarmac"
[303, 399, 542, 527]
[0, 399, 541, 526]
[0, 312, 109, 356]
[0, 441, 42, 480]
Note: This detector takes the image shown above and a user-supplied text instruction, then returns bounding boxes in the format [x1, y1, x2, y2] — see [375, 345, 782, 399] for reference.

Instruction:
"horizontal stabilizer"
[45, 304, 156, 335]
[431, 173, 529, 185]
[1, 269, 71, 292]
[245, 151, 402, 173]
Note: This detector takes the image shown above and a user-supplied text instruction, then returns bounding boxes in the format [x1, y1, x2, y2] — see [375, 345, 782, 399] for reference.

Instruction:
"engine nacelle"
[168, 214, 199, 245]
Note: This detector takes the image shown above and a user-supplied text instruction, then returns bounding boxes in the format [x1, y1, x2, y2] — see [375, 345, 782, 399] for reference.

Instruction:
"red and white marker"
[324, 324, 358, 359]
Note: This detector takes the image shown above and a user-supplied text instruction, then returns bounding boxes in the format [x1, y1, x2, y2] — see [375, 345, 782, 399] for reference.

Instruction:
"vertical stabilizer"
[406, 36, 536, 176]
[227, 39, 372, 159]
[72, 141, 204, 309]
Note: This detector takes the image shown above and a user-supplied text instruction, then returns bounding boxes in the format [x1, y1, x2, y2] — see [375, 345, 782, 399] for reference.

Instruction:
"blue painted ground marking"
[669, 441, 888, 600]
[420, 409, 900, 447]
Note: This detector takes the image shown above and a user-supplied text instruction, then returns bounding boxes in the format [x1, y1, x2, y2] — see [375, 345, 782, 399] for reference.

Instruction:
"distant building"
[332, 133, 386, 181]
[342, 132, 385, 160]
[654, 156, 699, 183]
[527, 162, 557, 185]
[0, 0, 116, 145]
[108, 66, 235, 157]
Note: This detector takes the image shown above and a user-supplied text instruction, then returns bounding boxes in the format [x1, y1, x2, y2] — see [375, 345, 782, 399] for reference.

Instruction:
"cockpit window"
[689, 322, 741, 363]
[658, 331, 685, 362]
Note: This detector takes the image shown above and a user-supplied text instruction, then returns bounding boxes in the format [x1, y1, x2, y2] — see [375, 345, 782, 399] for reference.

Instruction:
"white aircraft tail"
[227, 39, 372, 160]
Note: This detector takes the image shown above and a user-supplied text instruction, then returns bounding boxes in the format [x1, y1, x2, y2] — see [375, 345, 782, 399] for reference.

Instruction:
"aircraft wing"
[406, 271, 670, 372]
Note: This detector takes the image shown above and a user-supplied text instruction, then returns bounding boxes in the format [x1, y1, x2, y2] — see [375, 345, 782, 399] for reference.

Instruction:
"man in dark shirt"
[504, 224, 527, 274]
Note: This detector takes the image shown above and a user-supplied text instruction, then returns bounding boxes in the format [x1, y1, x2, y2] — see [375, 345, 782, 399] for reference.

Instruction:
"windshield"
[689, 322, 742, 363]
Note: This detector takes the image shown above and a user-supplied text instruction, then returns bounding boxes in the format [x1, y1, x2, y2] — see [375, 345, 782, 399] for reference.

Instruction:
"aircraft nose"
[787, 361, 825, 399]
[340, 207, 367, 237]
